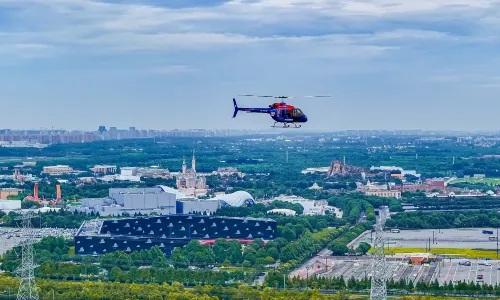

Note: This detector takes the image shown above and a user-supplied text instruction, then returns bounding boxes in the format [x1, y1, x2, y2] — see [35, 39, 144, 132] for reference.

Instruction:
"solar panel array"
[75, 214, 277, 256]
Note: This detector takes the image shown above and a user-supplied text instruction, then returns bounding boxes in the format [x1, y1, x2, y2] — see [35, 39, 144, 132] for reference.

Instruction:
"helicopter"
[232, 94, 331, 128]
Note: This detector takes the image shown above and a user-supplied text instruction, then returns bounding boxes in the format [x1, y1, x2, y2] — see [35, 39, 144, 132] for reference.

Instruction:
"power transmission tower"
[370, 208, 387, 300]
[15, 210, 39, 300]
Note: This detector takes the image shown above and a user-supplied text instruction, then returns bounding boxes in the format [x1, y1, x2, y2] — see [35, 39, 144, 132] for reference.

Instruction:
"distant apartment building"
[42, 165, 76, 175]
[426, 179, 446, 189]
[391, 179, 446, 193]
[0, 188, 23, 199]
[90, 165, 117, 174]
[392, 185, 435, 192]
[363, 189, 402, 200]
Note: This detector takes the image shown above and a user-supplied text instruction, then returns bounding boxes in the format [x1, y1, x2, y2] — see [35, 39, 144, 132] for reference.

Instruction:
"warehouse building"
[0, 199, 21, 212]
[72, 187, 256, 216]
[75, 214, 277, 256]
[74, 187, 177, 216]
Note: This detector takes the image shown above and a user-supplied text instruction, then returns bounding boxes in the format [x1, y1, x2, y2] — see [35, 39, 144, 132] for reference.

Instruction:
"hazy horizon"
[3, 127, 500, 135]
[1, 1, 500, 131]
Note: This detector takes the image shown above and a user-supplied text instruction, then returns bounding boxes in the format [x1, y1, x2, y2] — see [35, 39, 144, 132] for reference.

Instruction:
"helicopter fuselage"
[232, 99, 308, 124]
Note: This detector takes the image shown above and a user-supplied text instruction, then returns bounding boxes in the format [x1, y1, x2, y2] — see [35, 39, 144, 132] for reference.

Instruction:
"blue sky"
[1, 0, 500, 131]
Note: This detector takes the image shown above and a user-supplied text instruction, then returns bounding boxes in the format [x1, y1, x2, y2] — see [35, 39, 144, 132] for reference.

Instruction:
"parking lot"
[439, 259, 500, 285]
[353, 228, 500, 250]
[0, 235, 22, 255]
[290, 255, 500, 285]
[314, 258, 440, 284]
[0, 227, 78, 255]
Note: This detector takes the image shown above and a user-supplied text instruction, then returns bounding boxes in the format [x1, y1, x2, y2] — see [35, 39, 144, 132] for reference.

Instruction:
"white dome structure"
[156, 185, 189, 199]
[209, 191, 255, 207]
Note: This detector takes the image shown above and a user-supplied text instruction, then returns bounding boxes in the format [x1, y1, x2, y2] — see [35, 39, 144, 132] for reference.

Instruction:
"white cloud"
[0, 43, 58, 61]
[1, 0, 499, 64]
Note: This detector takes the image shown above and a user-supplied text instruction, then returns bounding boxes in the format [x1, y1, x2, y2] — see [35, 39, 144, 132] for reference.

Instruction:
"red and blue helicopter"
[232, 94, 331, 128]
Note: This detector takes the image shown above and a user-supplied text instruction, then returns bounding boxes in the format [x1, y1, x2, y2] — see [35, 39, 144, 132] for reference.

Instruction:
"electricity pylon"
[370, 208, 387, 300]
[15, 210, 39, 300]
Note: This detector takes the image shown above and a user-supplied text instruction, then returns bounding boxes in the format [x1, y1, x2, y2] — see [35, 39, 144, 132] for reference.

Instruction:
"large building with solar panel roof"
[75, 214, 277, 256]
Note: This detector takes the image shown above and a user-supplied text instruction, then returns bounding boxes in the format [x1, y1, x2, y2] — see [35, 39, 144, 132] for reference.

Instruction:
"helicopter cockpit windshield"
[292, 108, 304, 118]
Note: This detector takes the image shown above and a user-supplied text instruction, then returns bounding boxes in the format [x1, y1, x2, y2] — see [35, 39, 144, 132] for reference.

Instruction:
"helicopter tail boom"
[233, 98, 270, 117]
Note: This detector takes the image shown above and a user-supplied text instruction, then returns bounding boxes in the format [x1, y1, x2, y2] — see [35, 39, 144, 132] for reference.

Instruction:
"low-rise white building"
[0, 200, 21, 212]
[90, 165, 117, 174]
[269, 195, 342, 217]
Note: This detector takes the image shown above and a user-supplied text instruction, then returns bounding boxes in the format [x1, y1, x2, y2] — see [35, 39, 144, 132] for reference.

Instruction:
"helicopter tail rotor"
[232, 98, 239, 118]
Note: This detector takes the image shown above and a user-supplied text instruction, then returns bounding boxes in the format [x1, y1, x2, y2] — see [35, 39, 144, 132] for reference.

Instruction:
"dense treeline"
[215, 204, 347, 242]
[35, 261, 253, 286]
[1, 239, 256, 285]
[0, 274, 348, 300]
[386, 210, 500, 229]
[0, 210, 96, 228]
[408, 196, 500, 211]
[4, 135, 500, 182]
[215, 201, 305, 216]
[0, 237, 72, 273]
[207, 171, 358, 199]
[266, 272, 500, 296]
[327, 193, 402, 224]
[276, 215, 347, 241]
[0, 274, 492, 299]
[170, 239, 281, 269]
[280, 223, 372, 272]
[328, 225, 371, 256]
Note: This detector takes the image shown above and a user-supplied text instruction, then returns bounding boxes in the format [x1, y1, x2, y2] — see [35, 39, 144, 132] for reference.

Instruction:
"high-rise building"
[98, 126, 106, 134]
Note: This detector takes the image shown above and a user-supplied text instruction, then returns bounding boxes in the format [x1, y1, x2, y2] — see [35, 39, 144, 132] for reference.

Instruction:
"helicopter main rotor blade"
[238, 94, 276, 98]
[238, 94, 332, 99]
[286, 95, 332, 98]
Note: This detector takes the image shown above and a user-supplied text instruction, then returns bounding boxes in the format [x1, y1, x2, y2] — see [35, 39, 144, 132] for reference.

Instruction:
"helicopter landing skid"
[271, 122, 302, 128]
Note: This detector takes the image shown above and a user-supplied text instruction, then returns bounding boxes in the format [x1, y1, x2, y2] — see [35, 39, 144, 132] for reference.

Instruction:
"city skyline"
[1, 1, 500, 130]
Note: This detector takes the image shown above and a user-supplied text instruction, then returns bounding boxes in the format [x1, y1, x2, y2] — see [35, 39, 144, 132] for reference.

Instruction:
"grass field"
[382, 247, 500, 259]
[450, 177, 500, 185]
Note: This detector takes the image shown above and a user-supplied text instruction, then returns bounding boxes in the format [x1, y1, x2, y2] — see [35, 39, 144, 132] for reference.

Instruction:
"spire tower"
[182, 156, 187, 174]
[191, 149, 196, 173]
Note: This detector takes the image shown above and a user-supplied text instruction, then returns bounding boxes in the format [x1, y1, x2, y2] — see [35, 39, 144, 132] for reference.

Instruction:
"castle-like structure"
[176, 150, 208, 197]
